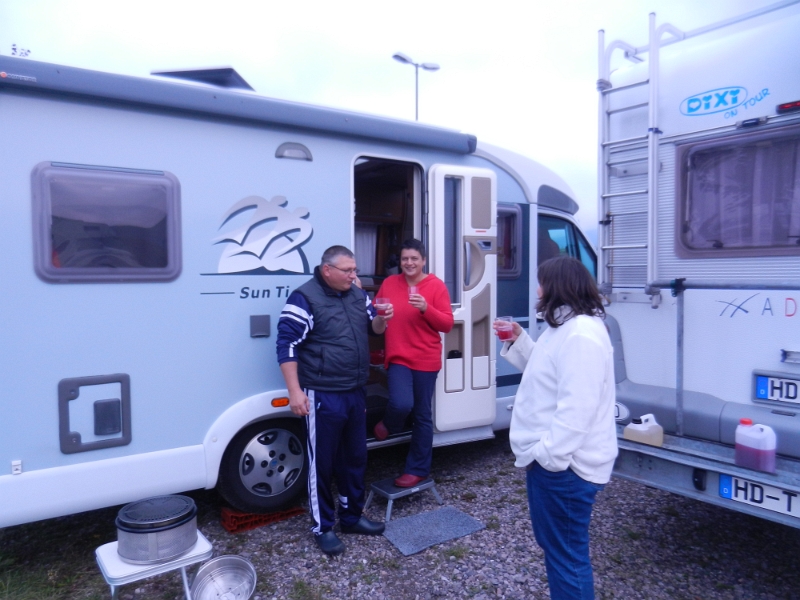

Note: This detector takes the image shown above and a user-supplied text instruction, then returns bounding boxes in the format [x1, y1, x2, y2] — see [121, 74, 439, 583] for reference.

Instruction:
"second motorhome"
[598, 1, 800, 527]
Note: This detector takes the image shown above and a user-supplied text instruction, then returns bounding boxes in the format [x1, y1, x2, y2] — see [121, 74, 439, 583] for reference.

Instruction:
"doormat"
[383, 506, 484, 556]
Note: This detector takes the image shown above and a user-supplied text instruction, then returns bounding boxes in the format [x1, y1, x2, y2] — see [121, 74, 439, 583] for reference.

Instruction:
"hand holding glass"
[375, 297, 391, 316]
[495, 316, 514, 341]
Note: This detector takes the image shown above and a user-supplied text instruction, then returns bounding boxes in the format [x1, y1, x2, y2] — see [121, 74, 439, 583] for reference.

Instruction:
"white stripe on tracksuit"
[305, 389, 322, 535]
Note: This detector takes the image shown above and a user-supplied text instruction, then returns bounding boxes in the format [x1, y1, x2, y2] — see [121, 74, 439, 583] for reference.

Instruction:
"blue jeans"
[384, 364, 438, 477]
[526, 462, 604, 600]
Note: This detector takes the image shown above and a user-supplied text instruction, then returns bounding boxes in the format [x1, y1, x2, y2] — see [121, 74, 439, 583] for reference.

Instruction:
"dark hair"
[321, 245, 354, 266]
[400, 238, 426, 259]
[536, 256, 604, 327]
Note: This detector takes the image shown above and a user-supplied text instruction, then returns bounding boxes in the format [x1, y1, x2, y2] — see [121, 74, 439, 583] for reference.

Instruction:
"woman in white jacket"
[496, 256, 617, 600]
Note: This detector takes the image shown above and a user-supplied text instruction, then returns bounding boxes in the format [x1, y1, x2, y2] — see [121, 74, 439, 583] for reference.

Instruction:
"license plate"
[719, 474, 800, 518]
[755, 375, 800, 404]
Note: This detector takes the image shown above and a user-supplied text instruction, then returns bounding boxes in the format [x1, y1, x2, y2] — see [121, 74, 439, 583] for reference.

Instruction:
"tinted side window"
[32, 162, 181, 282]
[538, 215, 573, 264]
[497, 203, 530, 320]
[497, 204, 522, 279]
[538, 214, 596, 277]
[576, 230, 597, 278]
[677, 124, 800, 258]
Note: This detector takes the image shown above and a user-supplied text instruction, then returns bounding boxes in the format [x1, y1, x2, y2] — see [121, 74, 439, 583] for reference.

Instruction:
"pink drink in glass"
[497, 325, 514, 341]
[375, 298, 390, 316]
[496, 316, 513, 341]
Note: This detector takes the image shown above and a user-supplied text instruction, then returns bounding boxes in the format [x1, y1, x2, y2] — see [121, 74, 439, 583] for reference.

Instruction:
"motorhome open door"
[428, 165, 497, 431]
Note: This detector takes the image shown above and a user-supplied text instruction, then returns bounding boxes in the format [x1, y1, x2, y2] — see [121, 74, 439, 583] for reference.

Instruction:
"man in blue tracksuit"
[277, 245, 393, 555]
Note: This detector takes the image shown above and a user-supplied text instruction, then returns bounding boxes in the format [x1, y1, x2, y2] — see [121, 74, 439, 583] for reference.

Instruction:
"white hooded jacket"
[502, 309, 618, 484]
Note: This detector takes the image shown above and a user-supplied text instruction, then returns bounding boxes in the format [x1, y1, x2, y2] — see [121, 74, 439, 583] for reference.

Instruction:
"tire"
[218, 418, 307, 513]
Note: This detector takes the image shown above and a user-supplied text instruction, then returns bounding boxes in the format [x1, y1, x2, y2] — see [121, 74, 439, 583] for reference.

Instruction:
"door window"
[443, 176, 463, 306]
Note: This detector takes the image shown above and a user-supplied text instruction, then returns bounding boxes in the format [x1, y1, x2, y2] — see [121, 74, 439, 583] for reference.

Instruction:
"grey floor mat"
[383, 506, 484, 556]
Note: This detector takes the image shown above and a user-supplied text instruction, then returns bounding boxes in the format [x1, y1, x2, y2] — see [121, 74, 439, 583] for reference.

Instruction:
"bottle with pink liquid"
[734, 418, 776, 473]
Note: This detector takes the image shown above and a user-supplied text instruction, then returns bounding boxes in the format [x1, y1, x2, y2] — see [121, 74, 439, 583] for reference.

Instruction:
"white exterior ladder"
[596, 15, 684, 293]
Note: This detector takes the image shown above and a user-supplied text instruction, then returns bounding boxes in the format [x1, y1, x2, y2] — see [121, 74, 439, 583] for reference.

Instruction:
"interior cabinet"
[355, 189, 406, 223]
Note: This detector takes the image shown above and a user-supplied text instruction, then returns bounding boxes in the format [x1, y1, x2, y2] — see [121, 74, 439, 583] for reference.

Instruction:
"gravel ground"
[4, 431, 800, 599]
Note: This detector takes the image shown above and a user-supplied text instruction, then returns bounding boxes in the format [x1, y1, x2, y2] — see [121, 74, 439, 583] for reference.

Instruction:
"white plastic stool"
[95, 530, 213, 600]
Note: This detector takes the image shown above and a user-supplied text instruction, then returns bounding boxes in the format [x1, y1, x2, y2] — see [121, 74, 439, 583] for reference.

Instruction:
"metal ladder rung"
[608, 102, 649, 115]
[602, 244, 648, 250]
[607, 262, 648, 268]
[602, 134, 648, 148]
[607, 209, 648, 217]
[601, 79, 649, 94]
[608, 156, 647, 167]
[601, 189, 647, 199]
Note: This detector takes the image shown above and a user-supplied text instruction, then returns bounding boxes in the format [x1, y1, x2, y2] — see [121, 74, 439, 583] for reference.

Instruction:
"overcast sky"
[0, 0, 783, 238]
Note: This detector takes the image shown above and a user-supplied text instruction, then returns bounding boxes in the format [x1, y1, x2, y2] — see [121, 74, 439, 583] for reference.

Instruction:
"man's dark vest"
[295, 270, 370, 391]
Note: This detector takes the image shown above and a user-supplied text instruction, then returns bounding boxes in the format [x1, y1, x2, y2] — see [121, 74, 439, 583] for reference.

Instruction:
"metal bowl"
[190, 555, 257, 600]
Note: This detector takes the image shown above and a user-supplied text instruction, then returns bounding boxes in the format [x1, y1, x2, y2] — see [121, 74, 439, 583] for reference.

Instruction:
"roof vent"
[151, 67, 254, 91]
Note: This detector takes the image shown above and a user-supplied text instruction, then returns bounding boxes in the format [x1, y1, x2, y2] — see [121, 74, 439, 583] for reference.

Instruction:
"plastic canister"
[734, 418, 776, 473]
[622, 414, 664, 447]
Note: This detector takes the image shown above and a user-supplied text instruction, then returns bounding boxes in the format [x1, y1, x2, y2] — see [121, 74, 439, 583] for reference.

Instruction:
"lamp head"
[421, 62, 440, 72]
[392, 52, 414, 65]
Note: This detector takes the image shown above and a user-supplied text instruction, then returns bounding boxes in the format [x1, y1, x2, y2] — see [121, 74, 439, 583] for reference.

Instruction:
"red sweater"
[376, 274, 454, 372]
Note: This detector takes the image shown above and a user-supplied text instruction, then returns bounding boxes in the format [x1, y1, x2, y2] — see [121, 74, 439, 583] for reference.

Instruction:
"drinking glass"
[375, 297, 391, 316]
[495, 316, 514, 341]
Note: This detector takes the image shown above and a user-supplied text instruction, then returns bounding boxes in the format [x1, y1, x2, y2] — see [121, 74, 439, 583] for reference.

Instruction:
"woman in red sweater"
[373, 239, 454, 487]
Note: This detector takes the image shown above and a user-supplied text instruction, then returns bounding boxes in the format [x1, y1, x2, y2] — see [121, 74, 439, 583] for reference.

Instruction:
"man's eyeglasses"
[328, 264, 360, 276]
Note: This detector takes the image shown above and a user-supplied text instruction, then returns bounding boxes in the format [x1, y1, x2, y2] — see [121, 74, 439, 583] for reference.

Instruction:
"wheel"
[218, 418, 307, 513]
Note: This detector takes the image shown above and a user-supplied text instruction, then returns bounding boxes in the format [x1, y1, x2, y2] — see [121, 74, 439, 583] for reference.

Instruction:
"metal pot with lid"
[116, 494, 198, 564]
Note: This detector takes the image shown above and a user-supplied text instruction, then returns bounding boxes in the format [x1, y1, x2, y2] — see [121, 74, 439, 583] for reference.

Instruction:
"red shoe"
[373, 421, 389, 441]
[394, 474, 425, 488]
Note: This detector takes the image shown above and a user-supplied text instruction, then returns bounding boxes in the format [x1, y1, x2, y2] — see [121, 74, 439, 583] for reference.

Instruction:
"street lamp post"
[392, 52, 439, 121]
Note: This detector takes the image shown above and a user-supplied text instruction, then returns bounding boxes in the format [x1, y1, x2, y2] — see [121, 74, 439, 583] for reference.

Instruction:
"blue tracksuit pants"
[305, 387, 367, 535]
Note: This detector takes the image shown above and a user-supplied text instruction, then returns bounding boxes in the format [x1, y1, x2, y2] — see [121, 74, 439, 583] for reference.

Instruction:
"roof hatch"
[150, 67, 254, 91]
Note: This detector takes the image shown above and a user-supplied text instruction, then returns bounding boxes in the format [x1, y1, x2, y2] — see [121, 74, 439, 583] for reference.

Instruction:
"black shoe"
[315, 530, 345, 555]
[340, 516, 385, 536]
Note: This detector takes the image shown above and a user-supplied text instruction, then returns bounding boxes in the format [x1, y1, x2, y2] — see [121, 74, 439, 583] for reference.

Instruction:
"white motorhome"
[0, 56, 596, 527]
[598, 1, 800, 527]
